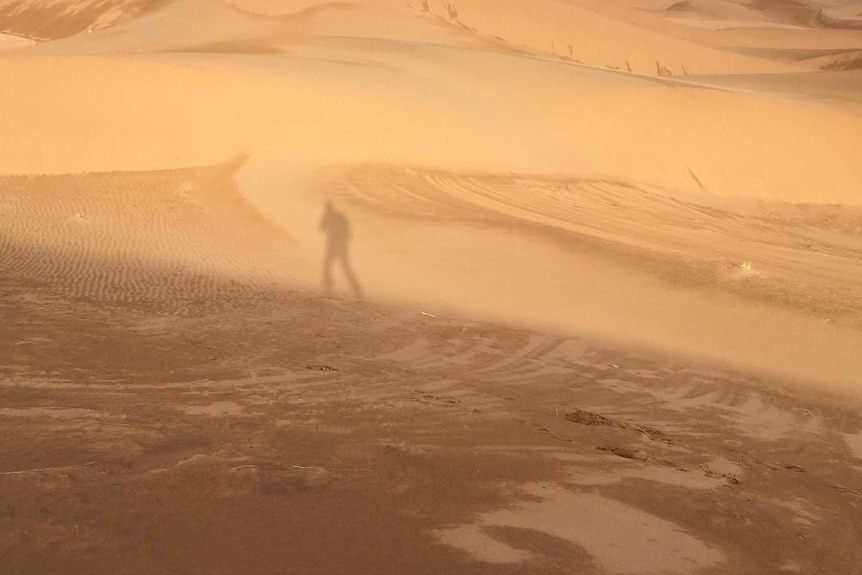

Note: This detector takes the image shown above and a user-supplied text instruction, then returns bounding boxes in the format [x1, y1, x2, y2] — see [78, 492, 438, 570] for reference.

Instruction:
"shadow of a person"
[320, 201, 364, 299]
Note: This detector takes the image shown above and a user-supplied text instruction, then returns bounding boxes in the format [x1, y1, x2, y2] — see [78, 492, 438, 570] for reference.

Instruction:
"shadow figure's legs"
[322, 249, 336, 296]
[323, 243, 363, 299]
[340, 257, 364, 300]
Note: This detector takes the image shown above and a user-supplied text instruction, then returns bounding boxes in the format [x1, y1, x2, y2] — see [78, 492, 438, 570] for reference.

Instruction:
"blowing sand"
[2, 0, 861, 573]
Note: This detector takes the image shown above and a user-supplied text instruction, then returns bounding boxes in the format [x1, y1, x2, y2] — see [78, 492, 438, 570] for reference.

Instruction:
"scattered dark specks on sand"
[565, 410, 615, 426]
[703, 469, 741, 484]
[565, 409, 674, 444]
[598, 446, 651, 461]
[306, 364, 338, 371]
[832, 484, 862, 497]
[421, 394, 460, 404]
[766, 462, 806, 472]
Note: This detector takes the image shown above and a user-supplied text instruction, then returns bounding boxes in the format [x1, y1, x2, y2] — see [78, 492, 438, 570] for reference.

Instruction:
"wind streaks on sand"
[319, 164, 862, 327]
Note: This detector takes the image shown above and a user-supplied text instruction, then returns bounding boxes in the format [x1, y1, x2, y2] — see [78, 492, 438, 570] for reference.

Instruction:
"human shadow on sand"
[319, 201, 364, 299]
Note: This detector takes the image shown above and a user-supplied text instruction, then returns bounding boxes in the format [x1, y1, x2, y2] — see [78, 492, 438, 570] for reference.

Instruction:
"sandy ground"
[0, 31, 34, 50]
[2, 0, 862, 573]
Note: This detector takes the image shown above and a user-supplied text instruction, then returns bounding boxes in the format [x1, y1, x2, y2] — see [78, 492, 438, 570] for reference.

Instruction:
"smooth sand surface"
[2, 1, 862, 573]
[0, 31, 34, 50]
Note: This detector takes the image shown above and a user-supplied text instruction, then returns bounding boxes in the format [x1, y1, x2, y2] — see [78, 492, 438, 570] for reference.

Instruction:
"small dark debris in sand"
[599, 446, 651, 461]
[421, 394, 460, 404]
[766, 462, 806, 472]
[655, 458, 687, 471]
[565, 409, 673, 444]
[306, 365, 338, 372]
[832, 484, 862, 497]
[703, 469, 741, 484]
[565, 410, 615, 426]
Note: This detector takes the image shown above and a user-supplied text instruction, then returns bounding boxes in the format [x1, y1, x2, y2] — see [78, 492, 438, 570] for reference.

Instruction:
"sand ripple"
[0, 157, 293, 311]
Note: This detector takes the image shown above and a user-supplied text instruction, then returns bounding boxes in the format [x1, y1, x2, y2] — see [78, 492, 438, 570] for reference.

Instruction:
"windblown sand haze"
[2, 0, 862, 573]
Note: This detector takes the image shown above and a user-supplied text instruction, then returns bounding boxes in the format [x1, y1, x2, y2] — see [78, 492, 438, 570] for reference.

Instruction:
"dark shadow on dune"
[320, 201, 364, 299]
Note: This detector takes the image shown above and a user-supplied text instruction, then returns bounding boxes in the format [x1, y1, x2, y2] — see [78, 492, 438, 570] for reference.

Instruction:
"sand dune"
[0, 0, 167, 40]
[600, 0, 862, 68]
[819, 2, 862, 28]
[1, 0, 861, 387]
[420, 0, 793, 74]
[2, 9, 861, 198]
[0, 157, 296, 308]
[304, 164, 862, 390]
[18, 0, 286, 55]
[2, 1, 862, 572]
[617, 0, 862, 28]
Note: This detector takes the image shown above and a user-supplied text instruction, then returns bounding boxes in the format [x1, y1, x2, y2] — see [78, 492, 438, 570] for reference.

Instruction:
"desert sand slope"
[1, 0, 861, 393]
[0, 31, 34, 50]
[0, 0, 168, 40]
[2, 254, 862, 575]
[16, 0, 286, 55]
[2, 1, 862, 573]
[819, 2, 862, 28]
[679, 69, 862, 104]
[399, 0, 793, 75]
[582, 0, 862, 72]
[2, 1, 861, 198]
